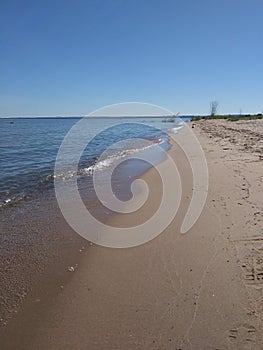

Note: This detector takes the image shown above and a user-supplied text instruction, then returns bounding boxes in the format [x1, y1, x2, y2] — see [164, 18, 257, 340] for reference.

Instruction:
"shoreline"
[0, 133, 172, 327]
[1, 119, 263, 348]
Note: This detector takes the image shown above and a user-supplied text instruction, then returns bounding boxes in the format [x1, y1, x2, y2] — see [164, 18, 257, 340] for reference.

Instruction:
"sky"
[0, 0, 262, 116]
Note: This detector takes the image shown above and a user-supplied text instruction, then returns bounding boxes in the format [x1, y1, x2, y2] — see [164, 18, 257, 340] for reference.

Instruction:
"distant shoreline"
[0, 115, 191, 119]
[1, 113, 262, 121]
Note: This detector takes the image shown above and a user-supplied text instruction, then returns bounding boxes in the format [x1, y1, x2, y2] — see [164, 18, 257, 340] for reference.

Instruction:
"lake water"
[0, 116, 190, 208]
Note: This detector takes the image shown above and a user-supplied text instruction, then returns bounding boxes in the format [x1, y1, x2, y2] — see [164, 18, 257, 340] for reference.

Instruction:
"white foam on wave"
[166, 122, 185, 134]
[86, 138, 166, 173]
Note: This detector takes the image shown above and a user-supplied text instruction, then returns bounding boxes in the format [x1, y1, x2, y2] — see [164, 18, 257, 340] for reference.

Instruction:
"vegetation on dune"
[192, 114, 263, 122]
[192, 100, 263, 122]
[226, 114, 263, 122]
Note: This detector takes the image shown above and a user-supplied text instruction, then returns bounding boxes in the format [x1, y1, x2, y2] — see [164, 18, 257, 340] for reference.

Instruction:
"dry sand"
[0, 119, 262, 349]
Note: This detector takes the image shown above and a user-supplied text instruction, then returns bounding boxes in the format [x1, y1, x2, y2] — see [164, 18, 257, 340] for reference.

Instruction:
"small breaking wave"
[0, 118, 186, 210]
[0, 137, 167, 209]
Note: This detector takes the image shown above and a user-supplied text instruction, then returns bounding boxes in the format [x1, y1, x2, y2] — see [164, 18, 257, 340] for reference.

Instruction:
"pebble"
[68, 265, 78, 272]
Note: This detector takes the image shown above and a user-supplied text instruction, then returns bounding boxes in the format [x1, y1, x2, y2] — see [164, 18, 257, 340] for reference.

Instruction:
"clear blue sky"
[0, 0, 262, 116]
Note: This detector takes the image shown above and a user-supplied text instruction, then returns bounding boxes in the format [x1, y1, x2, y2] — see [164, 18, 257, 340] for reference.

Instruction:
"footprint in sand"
[227, 324, 257, 349]
[243, 254, 263, 286]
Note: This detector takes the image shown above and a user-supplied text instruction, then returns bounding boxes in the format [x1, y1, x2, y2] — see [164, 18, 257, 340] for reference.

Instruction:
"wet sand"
[0, 120, 263, 349]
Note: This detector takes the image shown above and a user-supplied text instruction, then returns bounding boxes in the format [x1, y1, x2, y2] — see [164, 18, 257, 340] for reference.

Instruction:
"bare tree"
[210, 101, 218, 116]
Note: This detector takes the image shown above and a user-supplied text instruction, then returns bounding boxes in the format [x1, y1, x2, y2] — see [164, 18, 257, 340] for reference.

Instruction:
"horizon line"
[1, 112, 262, 119]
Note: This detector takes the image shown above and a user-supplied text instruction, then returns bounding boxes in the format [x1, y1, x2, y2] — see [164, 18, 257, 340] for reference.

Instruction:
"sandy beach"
[0, 119, 263, 349]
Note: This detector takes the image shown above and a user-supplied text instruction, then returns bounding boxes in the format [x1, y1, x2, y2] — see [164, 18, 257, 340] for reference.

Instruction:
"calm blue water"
[0, 117, 190, 207]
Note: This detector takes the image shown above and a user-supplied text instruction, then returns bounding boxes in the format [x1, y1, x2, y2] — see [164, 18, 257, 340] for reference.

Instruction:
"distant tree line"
[192, 114, 263, 122]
